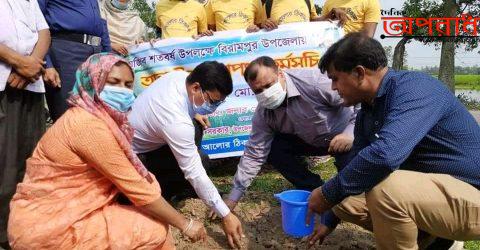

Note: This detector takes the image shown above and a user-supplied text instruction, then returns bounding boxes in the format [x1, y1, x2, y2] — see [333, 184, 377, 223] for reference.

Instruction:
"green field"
[429, 74, 480, 90]
[455, 74, 480, 90]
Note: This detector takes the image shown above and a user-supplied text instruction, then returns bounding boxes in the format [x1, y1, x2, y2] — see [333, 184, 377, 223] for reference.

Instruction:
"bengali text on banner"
[128, 22, 344, 159]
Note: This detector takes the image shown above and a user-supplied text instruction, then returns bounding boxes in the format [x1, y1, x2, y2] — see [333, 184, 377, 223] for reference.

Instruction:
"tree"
[437, 0, 457, 91]
[132, 0, 156, 30]
[315, 4, 322, 15]
[392, 37, 410, 70]
[384, 46, 393, 67]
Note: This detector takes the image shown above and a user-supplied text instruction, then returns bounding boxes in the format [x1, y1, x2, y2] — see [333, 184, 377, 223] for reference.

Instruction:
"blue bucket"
[274, 190, 314, 238]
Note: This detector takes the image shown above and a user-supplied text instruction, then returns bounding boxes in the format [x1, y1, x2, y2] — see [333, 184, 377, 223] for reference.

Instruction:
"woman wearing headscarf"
[100, 0, 147, 56]
[7, 53, 206, 249]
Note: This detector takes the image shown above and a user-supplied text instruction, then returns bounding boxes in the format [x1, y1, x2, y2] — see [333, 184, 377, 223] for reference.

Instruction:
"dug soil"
[171, 192, 375, 250]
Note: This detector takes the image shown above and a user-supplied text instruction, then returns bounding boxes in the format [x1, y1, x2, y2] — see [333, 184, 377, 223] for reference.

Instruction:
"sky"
[146, 0, 479, 68]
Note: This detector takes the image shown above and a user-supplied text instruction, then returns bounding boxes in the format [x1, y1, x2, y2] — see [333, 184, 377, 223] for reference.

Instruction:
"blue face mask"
[111, 0, 129, 10]
[100, 85, 135, 112]
[192, 90, 222, 115]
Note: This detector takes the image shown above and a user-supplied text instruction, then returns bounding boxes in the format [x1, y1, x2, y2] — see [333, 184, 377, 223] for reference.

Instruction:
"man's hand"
[328, 8, 350, 26]
[307, 223, 333, 248]
[209, 199, 238, 220]
[111, 43, 129, 56]
[202, 30, 214, 36]
[13, 55, 45, 81]
[222, 212, 244, 249]
[43, 68, 61, 88]
[194, 114, 211, 129]
[149, 38, 161, 47]
[194, 29, 215, 39]
[328, 133, 353, 154]
[261, 19, 278, 31]
[306, 187, 333, 225]
[7, 71, 28, 89]
[246, 24, 260, 33]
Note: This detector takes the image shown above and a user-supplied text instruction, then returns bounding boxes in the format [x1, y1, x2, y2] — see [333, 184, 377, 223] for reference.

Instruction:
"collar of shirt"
[284, 72, 301, 99]
[376, 68, 395, 98]
[362, 68, 394, 110]
[173, 72, 195, 118]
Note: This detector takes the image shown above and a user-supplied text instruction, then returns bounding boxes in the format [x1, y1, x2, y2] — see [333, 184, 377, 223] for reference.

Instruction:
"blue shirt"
[38, 0, 111, 66]
[322, 69, 480, 204]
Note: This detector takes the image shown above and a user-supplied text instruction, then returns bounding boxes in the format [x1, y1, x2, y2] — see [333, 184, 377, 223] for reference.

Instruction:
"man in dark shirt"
[307, 32, 480, 249]
[39, 0, 111, 121]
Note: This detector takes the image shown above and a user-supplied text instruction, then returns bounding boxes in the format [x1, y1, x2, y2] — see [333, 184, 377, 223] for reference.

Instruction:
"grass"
[429, 74, 480, 90]
[209, 158, 479, 249]
[466, 241, 480, 250]
[445, 74, 480, 110]
[455, 75, 480, 90]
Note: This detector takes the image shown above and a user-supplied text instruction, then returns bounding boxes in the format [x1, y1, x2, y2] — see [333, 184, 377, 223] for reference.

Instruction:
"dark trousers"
[267, 133, 354, 191]
[0, 87, 45, 243]
[137, 120, 209, 200]
[45, 38, 101, 121]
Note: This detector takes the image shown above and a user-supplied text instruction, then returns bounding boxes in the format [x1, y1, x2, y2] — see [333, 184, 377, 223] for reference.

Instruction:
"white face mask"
[255, 81, 286, 109]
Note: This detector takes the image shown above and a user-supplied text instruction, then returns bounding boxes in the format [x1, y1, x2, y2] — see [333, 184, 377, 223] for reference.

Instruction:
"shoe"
[448, 241, 464, 250]
[426, 238, 464, 250]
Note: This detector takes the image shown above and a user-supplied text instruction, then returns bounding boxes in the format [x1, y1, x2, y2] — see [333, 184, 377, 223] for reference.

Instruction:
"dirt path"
[171, 192, 375, 250]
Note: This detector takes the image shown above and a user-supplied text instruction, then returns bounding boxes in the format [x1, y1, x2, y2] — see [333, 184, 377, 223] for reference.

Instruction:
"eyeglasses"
[203, 90, 226, 106]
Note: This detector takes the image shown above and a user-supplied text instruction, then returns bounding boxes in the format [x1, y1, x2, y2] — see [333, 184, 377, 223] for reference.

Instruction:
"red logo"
[381, 14, 480, 39]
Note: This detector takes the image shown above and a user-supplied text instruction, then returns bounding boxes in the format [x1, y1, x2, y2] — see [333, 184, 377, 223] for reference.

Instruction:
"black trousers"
[0, 87, 45, 244]
[267, 133, 354, 191]
[137, 120, 209, 200]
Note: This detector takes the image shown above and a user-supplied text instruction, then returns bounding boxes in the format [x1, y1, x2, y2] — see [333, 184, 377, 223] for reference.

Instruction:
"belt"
[51, 32, 102, 46]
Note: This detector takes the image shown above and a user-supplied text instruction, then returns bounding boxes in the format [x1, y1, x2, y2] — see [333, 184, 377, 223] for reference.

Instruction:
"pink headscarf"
[67, 52, 153, 183]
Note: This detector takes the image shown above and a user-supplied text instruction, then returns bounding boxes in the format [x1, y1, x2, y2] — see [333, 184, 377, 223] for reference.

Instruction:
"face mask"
[192, 91, 221, 115]
[255, 81, 286, 109]
[99, 85, 135, 112]
[111, 0, 129, 10]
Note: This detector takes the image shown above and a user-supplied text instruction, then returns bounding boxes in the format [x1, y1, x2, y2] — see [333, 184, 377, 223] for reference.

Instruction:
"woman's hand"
[182, 219, 207, 242]
[111, 43, 129, 56]
[140, 196, 207, 243]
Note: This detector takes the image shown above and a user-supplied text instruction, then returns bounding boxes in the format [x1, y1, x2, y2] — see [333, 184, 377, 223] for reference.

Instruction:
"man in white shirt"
[129, 61, 244, 249]
[0, 0, 51, 248]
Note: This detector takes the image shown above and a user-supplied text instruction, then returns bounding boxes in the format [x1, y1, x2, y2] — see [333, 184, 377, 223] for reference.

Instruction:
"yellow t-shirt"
[264, 0, 318, 25]
[321, 0, 381, 34]
[155, 0, 208, 39]
[205, 0, 266, 31]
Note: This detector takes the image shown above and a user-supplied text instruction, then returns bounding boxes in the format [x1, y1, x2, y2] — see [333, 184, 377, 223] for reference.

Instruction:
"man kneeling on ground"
[215, 56, 357, 230]
[307, 32, 480, 250]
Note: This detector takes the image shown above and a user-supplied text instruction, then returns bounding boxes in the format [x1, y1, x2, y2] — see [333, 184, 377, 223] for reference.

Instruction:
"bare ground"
[171, 192, 375, 250]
